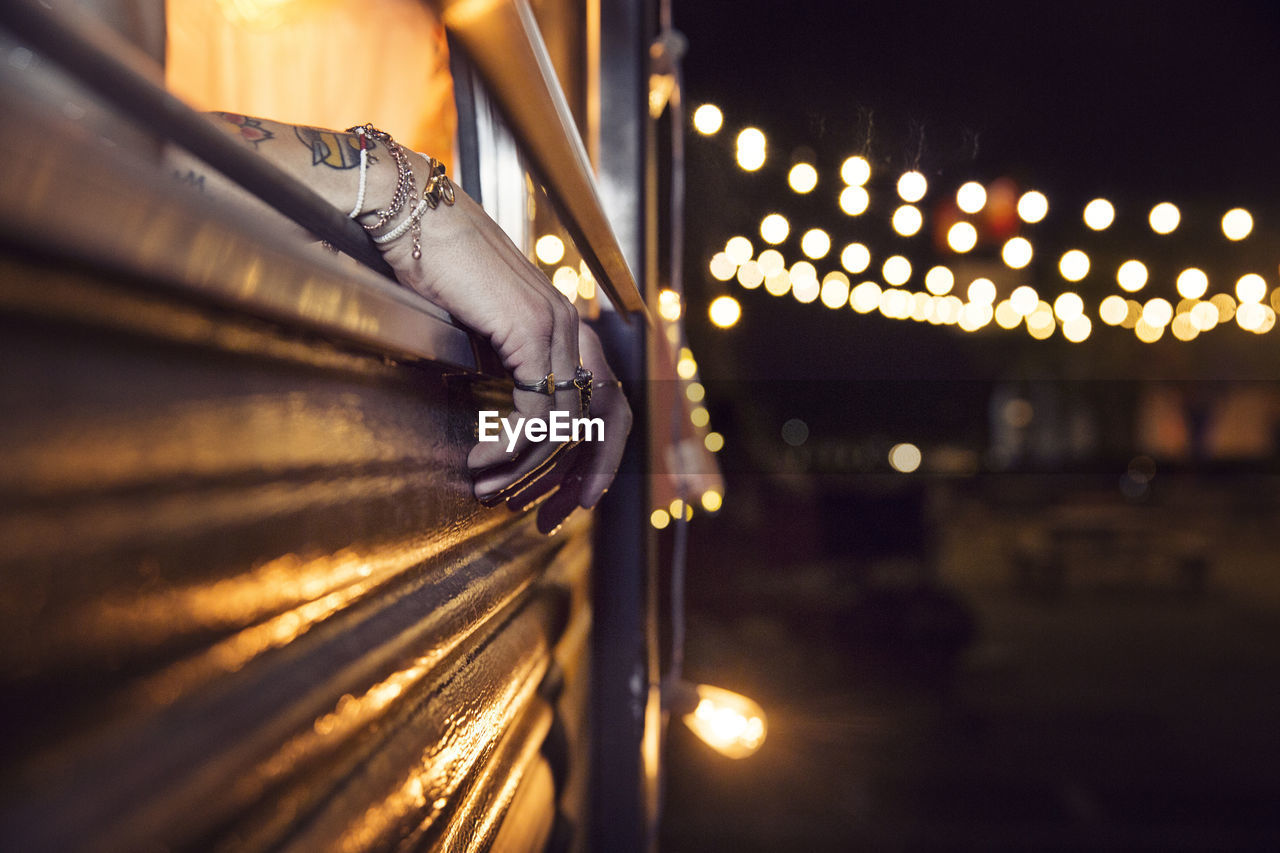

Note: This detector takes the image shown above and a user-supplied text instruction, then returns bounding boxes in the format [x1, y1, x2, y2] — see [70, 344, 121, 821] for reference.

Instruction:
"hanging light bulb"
[668, 681, 768, 759]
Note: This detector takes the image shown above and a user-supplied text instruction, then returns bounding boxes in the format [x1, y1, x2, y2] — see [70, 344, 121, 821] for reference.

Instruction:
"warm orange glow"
[681, 684, 767, 759]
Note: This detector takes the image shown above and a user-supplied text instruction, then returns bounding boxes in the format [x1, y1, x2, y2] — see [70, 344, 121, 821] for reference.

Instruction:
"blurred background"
[659, 1, 1280, 849]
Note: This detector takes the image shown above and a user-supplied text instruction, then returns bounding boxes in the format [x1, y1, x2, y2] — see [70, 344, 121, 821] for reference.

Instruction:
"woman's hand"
[379, 158, 631, 532]
[173, 114, 631, 532]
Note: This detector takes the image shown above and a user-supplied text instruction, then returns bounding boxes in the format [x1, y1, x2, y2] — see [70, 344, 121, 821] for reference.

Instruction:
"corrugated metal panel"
[0, 72, 592, 853]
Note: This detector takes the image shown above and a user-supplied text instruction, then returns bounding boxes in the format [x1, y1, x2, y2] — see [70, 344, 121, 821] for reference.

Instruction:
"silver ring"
[554, 366, 593, 410]
[513, 372, 555, 395]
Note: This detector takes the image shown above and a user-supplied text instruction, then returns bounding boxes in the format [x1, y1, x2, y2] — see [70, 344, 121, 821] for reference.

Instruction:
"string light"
[1059, 249, 1090, 282]
[535, 234, 565, 264]
[897, 170, 927, 202]
[1017, 190, 1049, 223]
[840, 155, 871, 186]
[1116, 259, 1148, 292]
[1083, 198, 1115, 230]
[709, 295, 742, 328]
[956, 181, 986, 214]
[1222, 208, 1253, 241]
[692, 104, 723, 135]
[947, 222, 977, 253]
[925, 265, 955, 295]
[1149, 202, 1180, 234]
[840, 242, 871, 274]
[736, 128, 766, 171]
[892, 205, 923, 236]
[801, 228, 832, 259]
[1001, 236, 1033, 269]
[839, 185, 870, 215]
[670, 682, 767, 760]
[1176, 268, 1209, 299]
[788, 163, 818, 194]
[759, 213, 789, 244]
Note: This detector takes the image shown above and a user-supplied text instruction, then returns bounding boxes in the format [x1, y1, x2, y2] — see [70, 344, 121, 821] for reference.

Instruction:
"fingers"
[365, 153, 625, 532]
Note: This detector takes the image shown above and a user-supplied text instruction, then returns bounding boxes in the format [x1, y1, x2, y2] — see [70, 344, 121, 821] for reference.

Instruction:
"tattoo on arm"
[213, 112, 275, 147]
[295, 126, 369, 169]
[172, 169, 206, 192]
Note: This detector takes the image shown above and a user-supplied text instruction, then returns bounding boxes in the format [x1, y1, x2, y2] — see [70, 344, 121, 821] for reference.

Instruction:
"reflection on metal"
[432, 0, 646, 319]
[0, 245, 593, 848]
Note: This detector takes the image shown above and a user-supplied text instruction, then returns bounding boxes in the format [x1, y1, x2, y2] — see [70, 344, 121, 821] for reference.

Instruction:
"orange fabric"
[165, 0, 455, 170]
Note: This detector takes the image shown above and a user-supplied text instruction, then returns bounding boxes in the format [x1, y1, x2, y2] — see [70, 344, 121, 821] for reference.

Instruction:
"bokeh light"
[800, 228, 831, 259]
[760, 213, 789, 244]
[892, 204, 923, 236]
[1222, 208, 1253, 241]
[1017, 190, 1048, 223]
[839, 185, 870, 215]
[1177, 268, 1209, 300]
[1149, 202, 1180, 234]
[1001, 236, 1033, 269]
[840, 242, 871, 274]
[1117, 259, 1148, 293]
[1083, 198, 1115, 230]
[708, 295, 742, 328]
[1059, 249, 1090, 282]
[692, 104, 723, 135]
[897, 170, 927, 202]
[956, 181, 987, 214]
[883, 255, 912, 286]
[788, 163, 818, 194]
[840, 155, 871, 186]
[946, 221, 978, 253]
[925, 265, 955, 295]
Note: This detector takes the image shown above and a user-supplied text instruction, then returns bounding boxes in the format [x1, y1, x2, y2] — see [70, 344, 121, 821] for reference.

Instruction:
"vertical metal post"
[588, 0, 655, 850]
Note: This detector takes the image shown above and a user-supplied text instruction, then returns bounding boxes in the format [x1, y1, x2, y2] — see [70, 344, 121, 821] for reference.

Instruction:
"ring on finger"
[514, 372, 555, 395]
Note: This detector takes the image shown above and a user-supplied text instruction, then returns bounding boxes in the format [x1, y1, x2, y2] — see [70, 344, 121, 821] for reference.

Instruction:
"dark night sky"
[675, 0, 1280, 198]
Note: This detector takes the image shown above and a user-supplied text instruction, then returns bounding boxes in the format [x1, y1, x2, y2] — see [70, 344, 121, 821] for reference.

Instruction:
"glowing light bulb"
[709, 252, 736, 281]
[757, 249, 784, 274]
[1059, 250, 1090, 282]
[1176, 268, 1209, 300]
[1100, 294, 1129, 325]
[820, 272, 851, 309]
[892, 205, 923, 236]
[889, 442, 922, 473]
[967, 277, 996, 304]
[736, 128, 766, 171]
[883, 255, 912, 286]
[1117, 260, 1148, 292]
[788, 163, 818, 194]
[1010, 285, 1039, 316]
[724, 236, 753, 265]
[1149, 202, 1180, 234]
[1143, 297, 1173, 328]
[709, 295, 742, 328]
[1063, 314, 1092, 343]
[552, 266, 579, 299]
[535, 234, 565, 265]
[701, 490, 723, 512]
[1002, 236, 1033, 269]
[692, 104, 723, 135]
[947, 222, 978, 253]
[839, 185, 870, 215]
[801, 228, 831, 259]
[676, 682, 768, 759]
[1083, 198, 1115, 230]
[737, 260, 764, 289]
[840, 155, 871, 186]
[760, 213, 790, 244]
[897, 170, 927, 202]
[851, 281, 882, 313]
[925, 265, 955, 295]
[1053, 291, 1084, 322]
[658, 288, 682, 322]
[1222, 208, 1253, 241]
[956, 181, 987, 214]
[1018, 190, 1048, 223]
[841, 242, 871, 274]
[1236, 273, 1267, 303]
